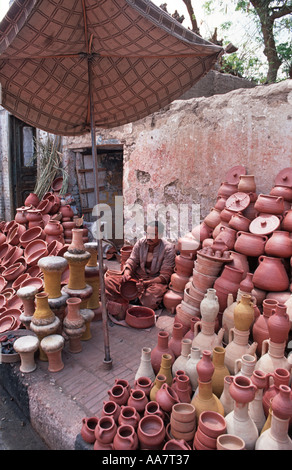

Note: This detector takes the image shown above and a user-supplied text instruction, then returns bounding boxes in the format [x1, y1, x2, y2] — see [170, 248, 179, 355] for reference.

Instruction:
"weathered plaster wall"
[64, 80, 292, 242]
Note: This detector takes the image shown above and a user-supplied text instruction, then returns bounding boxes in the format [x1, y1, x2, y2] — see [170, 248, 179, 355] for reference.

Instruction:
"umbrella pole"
[88, 56, 113, 369]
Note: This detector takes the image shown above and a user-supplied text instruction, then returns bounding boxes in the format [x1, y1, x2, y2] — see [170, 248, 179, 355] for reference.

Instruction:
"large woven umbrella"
[0, 0, 223, 368]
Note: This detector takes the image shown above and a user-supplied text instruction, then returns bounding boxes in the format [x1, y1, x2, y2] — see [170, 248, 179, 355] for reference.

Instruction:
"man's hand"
[122, 268, 132, 282]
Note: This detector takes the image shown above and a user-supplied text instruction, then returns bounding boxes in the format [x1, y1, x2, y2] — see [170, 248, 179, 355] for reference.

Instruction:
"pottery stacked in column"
[62, 229, 94, 342]
[84, 242, 105, 321]
[120, 245, 133, 270]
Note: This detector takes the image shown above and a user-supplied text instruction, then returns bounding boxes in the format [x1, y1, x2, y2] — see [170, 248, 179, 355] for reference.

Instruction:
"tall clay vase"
[149, 374, 167, 402]
[211, 346, 230, 397]
[219, 375, 235, 416]
[267, 303, 290, 344]
[191, 379, 224, 421]
[255, 339, 291, 376]
[233, 293, 254, 331]
[262, 368, 290, 418]
[200, 288, 219, 322]
[169, 322, 184, 358]
[30, 292, 60, 361]
[225, 375, 258, 450]
[157, 353, 173, 386]
[135, 347, 156, 382]
[175, 374, 191, 403]
[252, 299, 278, 356]
[196, 349, 215, 383]
[249, 370, 269, 433]
[185, 346, 201, 391]
[172, 338, 192, 376]
[151, 331, 175, 375]
[63, 297, 86, 353]
[213, 265, 244, 313]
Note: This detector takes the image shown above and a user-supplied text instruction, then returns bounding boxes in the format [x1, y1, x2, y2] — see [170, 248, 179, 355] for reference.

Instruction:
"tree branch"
[181, 0, 201, 35]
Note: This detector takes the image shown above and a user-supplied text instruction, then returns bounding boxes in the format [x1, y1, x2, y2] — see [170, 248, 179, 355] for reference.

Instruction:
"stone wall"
[64, 80, 292, 242]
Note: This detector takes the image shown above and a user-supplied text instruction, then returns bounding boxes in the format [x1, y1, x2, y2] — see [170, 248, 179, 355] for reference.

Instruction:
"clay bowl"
[198, 411, 227, 439]
[193, 433, 215, 451]
[26, 266, 42, 278]
[51, 176, 63, 192]
[125, 306, 155, 329]
[0, 243, 10, 260]
[216, 434, 246, 450]
[47, 240, 64, 256]
[25, 247, 48, 266]
[2, 246, 23, 267]
[120, 279, 139, 301]
[24, 239, 47, 259]
[20, 277, 44, 292]
[0, 275, 8, 293]
[163, 439, 192, 450]
[0, 294, 7, 309]
[1, 288, 16, 300]
[0, 315, 16, 334]
[6, 295, 23, 310]
[12, 273, 30, 291]
[19, 226, 45, 247]
[195, 426, 217, 449]
[171, 403, 196, 423]
[2, 262, 26, 282]
[0, 308, 22, 322]
[6, 223, 26, 246]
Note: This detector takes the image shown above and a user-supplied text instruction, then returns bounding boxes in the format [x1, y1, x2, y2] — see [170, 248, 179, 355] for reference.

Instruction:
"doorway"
[9, 116, 37, 212]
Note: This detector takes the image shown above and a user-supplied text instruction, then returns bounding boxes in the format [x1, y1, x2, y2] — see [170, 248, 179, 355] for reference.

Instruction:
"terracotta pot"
[127, 389, 148, 416]
[254, 194, 285, 215]
[163, 288, 183, 314]
[267, 303, 290, 343]
[2, 262, 26, 282]
[239, 272, 254, 293]
[220, 207, 234, 223]
[80, 417, 99, 444]
[101, 400, 121, 423]
[214, 195, 227, 211]
[233, 293, 254, 331]
[270, 185, 292, 202]
[37, 198, 53, 215]
[175, 254, 194, 277]
[7, 223, 26, 245]
[144, 401, 165, 420]
[26, 209, 43, 228]
[215, 226, 237, 250]
[151, 330, 175, 374]
[198, 410, 227, 438]
[281, 210, 292, 232]
[216, 434, 245, 450]
[271, 385, 292, 421]
[60, 204, 74, 219]
[213, 265, 244, 312]
[196, 350, 215, 383]
[253, 256, 289, 292]
[155, 383, 179, 412]
[252, 299, 277, 355]
[228, 212, 250, 232]
[118, 405, 140, 429]
[238, 174, 256, 193]
[204, 208, 222, 229]
[217, 181, 238, 198]
[138, 415, 166, 450]
[108, 384, 129, 406]
[229, 375, 256, 404]
[163, 439, 192, 450]
[24, 193, 39, 207]
[113, 424, 138, 450]
[192, 269, 217, 293]
[191, 222, 213, 242]
[94, 416, 117, 445]
[265, 230, 292, 258]
[15, 206, 30, 225]
[170, 272, 189, 292]
[2, 245, 23, 267]
[234, 231, 267, 257]
[67, 228, 85, 254]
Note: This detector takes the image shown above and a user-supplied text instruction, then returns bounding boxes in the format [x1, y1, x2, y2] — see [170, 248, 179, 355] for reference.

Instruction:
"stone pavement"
[0, 261, 175, 450]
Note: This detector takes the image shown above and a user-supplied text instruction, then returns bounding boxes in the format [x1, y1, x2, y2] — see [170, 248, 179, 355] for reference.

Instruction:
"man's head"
[146, 220, 164, 246]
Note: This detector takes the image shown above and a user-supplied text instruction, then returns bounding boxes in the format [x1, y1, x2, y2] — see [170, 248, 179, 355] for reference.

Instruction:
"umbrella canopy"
[0, 0, 223, 136]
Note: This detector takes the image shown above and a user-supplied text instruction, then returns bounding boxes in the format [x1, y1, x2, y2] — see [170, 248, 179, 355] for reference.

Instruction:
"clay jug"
[234, 231, 267, 257]
[137, 415, 166, 450]
[113, 424, 138, 450]
[249, 370, 268, 433]
[163, 288, 183, 314]
[239, 272, 254, 293]
[219, 375, 234, 415]
[155, 383, 179, 413]
[144, 401, 165, 420]
[196, 349, 215, 383]
[127, 389, 148, 416]
[15, 206, 29, 225]
[226, 376, 258, 450]
[255, 409, 292, 450]
[157, 353, 173, 386]
[238, 174, 256, 193]
[149, 374, 167, 402]
[233, 293, 254, 331]
[253, 256, 289, 292]
[81, 417, 99, 444]
[135, 347, 156, 382]
[118, 406, 140, 429]
[192, 319, 224, 351]
[101, 400, 121, 423]
[107, 384, 129, 406]
[211, 346, 230, 397]
[265, 231, 292, 258]
[252, 299, 278, 356]
[134, 376, 153, 397]
[169, 322, 184, 358]
[172, 338, 192, 376]
[234, 353, 256, 379]
[262, 368, 290, 417]
[94, 416, 117, 445]
[224, 328, 257, 375]
[200, 288, 219, 323]
[67, 228, 85, 254]
[213, 265, 244, 313]
[215, 226, 237, 250]
[151, 331, 175, 374]
[191, 379, 225, 420]
[185, 346, 201, 391]
[256, 339, 291, 376]
[254, 194, 284, 215]
[267, 303, 290, 343]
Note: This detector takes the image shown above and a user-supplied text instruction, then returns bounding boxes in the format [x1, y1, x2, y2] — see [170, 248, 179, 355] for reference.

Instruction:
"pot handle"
[234, 358, 242, 375]
[262, 235, 268, 242]
[261, 338, 269, 356]
[228, 327, 234, 343]
[194, 321, 202, 337]
[236, 231, 242, 238]
[258, 255, 265, 263]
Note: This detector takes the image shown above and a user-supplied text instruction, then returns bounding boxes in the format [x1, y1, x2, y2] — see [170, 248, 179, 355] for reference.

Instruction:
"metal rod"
[88, 55, 112, 368]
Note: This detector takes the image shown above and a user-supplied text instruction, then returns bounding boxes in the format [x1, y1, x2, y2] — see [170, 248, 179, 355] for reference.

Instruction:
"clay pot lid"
[120, 279, 139, 301]
[249, 214, 280, 235]
[225, 192, 250, 212]
[125, 306, 155, 329]
[225, 165, 246, 184]
[275, 167, 292, 188]
[0, 315, 15, 333]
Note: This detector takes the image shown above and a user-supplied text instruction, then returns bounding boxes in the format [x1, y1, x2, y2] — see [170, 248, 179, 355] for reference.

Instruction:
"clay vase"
[113, 424, 138, 450]
[234, 231, 267, 257]
[157, 353, 173, 386]
[185, 346, 201, 392]
[225, 376, 258, 450]
[211, 346, 230, 397]
[196, 350, 215, 383]
[200, 288, 219, 323]
[149, 374, 167, 402]
[262, 368, 290, 418]
[155, 383, 179, 413]
[175, 374, 192, 403]
[233, 293, 254, 331]
[127, 389, 148, 416]
[163, 287, 183, 314]
[255, 410, 292, 450]
[265, 231, 292, 258]
[267, 303, 290, 343]
[137, 415, 166, 450]
[67, 228, 86, 254]
[213, 265, 244, 313]
[253, 256, 289, 292]
[172, 338, 192, 376]
[254, 194, 284, 215]
[169, 322, 184, 358]
[239, 272, 254, 293]
[135, 347, 156, 382]
[94, 415, 117, 445]
[151, 331, 175, 375]
[101, 400, 121, 423]
[252, 299, 277, 356]
[63, 297, 86, 353]
[175, 254, 195, 277]
[134, 376, 153, 397]
[81, 417, 99, 444]
[191, 379, 225, 420]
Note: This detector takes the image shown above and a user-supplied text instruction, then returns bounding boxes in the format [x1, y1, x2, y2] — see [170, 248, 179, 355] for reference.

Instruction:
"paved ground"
[0, 259, 175, 450]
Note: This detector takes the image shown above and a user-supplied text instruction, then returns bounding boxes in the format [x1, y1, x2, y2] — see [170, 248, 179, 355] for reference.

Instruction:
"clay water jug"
[262, 367, 290, 417]
[80, 416, 99, 444]
[149, 374, 167, 402]
[200, 288, 219, 323]
[219, 375, 234, 415]
[127, 389, 148, 416]
[213, 265, 244, 313]
[151, 331, 175, 374]
[172, 338, 192, 376]
[211, 346, 230, 397]
[267, 303, 290, 343]
[113, 424, 138, 450]
[224, 328, 257, 375]
[155, 383, 179, 413]
[225, 376, 258, 450]
[135, 347, 156, 382]
[169, 322, 184, 358]
[191, 379, 225, 420]
[252, 299, 277, 355]
[157, 353, 173, 386]
[234, 231, 267, 257]
[239, 272, 254, 293]
[255, 339, 292, 375]
[134, 377, 153, 397]
[94, 416, 117, 446]
[234, 353, 256, 379]
[196, 350, 215, 383]
[101, 400, 121, 423]
[185, 346, 201, 391]
[249, 370, 268, 433]
[265, 230, 292, 258]
[255, 410, 292, 450]
[192, 319, 224, 351]
[233, 293, 254, 331]
[107, 384, 129, 406]
[253, 256, 289, 292]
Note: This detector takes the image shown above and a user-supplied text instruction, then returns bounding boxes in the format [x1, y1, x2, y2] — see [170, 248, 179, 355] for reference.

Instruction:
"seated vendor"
[105, 221, 175, 312]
